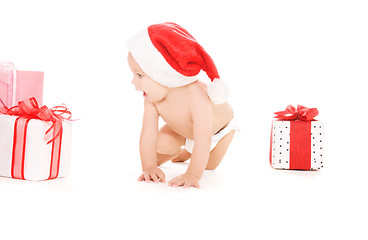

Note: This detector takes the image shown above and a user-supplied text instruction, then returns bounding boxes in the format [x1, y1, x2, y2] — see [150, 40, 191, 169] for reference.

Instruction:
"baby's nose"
[131, 78, 137, 86]
[131, 79, 140, 90]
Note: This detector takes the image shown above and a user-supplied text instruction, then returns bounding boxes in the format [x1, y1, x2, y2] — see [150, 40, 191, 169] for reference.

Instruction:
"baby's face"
[128, 52, 168, 103]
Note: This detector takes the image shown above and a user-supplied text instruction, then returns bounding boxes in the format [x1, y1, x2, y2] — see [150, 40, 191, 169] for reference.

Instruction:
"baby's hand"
[168, 173, 200, 188]
[137, 167, 166, 183]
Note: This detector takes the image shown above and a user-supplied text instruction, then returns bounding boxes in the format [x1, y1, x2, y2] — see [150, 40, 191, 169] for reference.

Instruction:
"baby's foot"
[171, 149, 191, 162]
[171, 157, 188, 162]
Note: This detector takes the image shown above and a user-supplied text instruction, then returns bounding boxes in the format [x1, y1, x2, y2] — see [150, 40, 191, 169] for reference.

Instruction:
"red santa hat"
[127, 22, 229, 104]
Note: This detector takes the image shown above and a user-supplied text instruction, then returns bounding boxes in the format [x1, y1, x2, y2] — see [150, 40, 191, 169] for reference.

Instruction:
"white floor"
[1, 126, 367, 240]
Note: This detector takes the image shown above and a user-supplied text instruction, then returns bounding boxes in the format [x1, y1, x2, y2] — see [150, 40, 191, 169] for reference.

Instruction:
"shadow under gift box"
[0, 69, 43, 108]
[0, 114, 72, 181]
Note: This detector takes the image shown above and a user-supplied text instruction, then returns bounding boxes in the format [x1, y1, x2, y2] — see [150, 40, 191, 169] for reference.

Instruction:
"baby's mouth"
[143, 91, 147, 97]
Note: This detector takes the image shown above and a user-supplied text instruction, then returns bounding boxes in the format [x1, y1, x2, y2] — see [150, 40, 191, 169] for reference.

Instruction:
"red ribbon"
[271, 105, 319, 170]
[0, 97, 71, 179]
[274, 104, 318, 121]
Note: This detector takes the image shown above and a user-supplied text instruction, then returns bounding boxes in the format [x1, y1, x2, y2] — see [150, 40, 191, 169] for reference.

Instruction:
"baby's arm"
[137, 98, 165, 183]
[168, 84, 212, 188]
[186, 98, 212, 179]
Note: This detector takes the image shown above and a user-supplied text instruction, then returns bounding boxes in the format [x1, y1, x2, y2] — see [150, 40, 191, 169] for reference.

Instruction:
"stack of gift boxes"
[0, 62, 72, 181]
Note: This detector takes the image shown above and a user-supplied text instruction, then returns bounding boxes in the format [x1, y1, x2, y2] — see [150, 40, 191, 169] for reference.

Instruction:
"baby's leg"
[156, 124, 185, 166]
[206, 130, 235, 170]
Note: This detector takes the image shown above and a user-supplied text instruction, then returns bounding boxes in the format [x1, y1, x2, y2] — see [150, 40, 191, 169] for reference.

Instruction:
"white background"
[1, 0, 367, 239]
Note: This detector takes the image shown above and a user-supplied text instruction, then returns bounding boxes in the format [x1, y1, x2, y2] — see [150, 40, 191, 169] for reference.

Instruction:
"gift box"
[0, 98, 72, 181]
[270, 105, 324, 170]
[0, 62, 44, 108]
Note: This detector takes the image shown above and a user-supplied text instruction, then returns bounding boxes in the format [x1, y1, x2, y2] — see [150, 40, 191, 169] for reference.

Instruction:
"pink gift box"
[0, 63, 43, 108]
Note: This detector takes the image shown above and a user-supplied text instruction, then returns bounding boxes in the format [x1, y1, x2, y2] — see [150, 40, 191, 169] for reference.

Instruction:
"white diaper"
[184, 118, 238, 154]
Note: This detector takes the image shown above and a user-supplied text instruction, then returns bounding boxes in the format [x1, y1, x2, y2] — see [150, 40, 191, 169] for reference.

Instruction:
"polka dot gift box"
[270, 105, 324, 170]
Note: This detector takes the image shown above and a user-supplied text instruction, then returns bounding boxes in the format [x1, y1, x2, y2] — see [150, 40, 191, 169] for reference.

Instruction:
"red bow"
[274, 105, 318, 121]
[0, 97, 71, 144]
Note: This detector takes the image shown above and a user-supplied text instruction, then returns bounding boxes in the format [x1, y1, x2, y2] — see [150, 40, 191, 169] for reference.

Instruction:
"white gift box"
[0, 114, 72, 181]
[270, 120, 324, 170]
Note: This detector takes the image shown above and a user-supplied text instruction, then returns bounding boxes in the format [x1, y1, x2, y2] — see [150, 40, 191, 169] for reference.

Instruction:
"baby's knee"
[157, 145, 181, 156]
[157, 134, 181, 155]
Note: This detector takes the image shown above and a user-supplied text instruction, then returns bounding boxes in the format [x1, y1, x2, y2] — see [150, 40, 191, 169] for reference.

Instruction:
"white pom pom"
[206, 78, 230, 104]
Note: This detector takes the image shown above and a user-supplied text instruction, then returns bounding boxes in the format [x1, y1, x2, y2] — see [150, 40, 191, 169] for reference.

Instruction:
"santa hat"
[127, 22, 229, 104]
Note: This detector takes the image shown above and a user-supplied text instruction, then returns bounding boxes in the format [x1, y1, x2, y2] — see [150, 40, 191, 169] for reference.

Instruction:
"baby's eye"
[136, 73, 143, 78]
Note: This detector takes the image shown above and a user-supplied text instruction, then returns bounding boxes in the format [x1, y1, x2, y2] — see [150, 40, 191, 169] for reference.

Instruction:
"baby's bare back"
[154, 80, 234, 140]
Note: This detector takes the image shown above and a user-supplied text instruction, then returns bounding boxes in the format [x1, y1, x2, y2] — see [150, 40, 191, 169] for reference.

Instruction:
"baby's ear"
[207, 79, 230, 104]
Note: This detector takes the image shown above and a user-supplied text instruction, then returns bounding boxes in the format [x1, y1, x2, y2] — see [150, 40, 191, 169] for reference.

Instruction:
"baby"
[127, 23, 236, 188]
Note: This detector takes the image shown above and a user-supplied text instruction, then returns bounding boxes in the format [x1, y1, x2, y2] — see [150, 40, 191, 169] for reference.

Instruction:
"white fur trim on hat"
[127, 28, 197, 88]
[206, 78, 230, 104]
